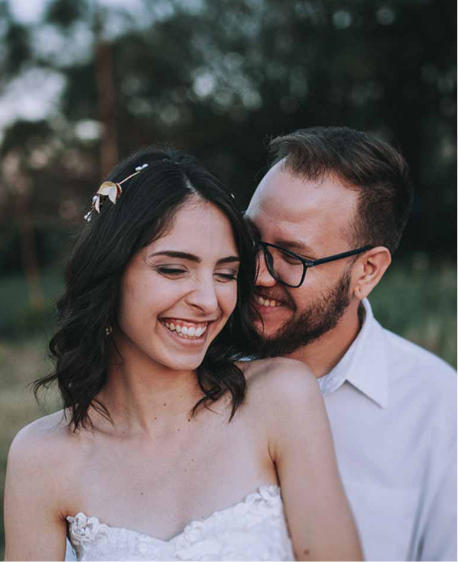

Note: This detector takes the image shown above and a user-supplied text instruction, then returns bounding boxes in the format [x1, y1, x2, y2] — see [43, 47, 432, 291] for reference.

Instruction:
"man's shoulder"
[382, 322, 454, 372]
[373, 318, 456, 393]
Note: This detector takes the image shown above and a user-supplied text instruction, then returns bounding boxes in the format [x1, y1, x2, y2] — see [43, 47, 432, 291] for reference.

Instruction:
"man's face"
[245, 161, 359, 356]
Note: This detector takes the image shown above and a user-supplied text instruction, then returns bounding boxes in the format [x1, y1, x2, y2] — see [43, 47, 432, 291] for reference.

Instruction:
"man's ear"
[351, 246, 391, 300]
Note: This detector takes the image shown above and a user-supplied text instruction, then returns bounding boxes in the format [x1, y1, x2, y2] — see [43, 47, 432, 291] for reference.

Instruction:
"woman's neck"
[97, 345, 203, 436]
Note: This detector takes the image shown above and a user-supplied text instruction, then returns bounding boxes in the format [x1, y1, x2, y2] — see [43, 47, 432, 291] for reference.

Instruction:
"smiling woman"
[116, 201, 242, 378]
[37, 148, 257, 427]
[3, 147, 362, 562]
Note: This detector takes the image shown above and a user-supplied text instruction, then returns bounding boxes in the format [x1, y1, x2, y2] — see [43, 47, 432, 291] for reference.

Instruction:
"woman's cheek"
[225, 284, 239, 315]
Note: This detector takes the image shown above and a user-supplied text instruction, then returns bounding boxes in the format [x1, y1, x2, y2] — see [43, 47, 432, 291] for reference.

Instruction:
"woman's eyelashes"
[215, 269, 238, 282]
[155, 266, 187, 277]
[153, 265, 238, 281]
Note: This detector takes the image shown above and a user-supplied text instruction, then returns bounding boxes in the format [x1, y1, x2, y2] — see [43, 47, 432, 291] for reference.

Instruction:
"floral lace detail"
[67, 485, 294, 561]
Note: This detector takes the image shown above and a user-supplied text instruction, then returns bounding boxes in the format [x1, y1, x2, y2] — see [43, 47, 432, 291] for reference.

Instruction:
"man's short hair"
[269, 126, 413, 255]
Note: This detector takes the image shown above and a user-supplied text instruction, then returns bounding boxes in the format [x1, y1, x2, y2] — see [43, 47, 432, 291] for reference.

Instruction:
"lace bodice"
[67, 485, 294, 561]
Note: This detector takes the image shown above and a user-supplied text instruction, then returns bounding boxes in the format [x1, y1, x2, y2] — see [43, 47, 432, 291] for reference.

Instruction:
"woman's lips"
[160, 318, 209, 340]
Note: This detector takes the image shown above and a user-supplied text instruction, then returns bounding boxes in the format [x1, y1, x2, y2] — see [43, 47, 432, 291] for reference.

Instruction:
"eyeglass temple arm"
[307, 245, 374, 267]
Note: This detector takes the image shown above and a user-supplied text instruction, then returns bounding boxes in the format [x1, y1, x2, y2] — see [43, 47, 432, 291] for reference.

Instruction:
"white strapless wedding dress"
[66, 485, 294, 561]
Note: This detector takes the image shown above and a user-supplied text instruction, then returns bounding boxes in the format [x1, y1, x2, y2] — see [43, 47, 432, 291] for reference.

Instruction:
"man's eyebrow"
[243, 216, 315, 256]
[148, 251, 240, 265]
[273, 239, 315, 257]
[244, 215, 312, 254]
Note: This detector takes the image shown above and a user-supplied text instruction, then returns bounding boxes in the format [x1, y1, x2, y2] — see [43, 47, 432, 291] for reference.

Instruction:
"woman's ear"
[351, 246, 392, 301]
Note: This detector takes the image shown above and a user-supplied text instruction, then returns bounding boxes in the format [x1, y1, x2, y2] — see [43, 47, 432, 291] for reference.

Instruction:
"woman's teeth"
[163, 321, 208, 339]
[254, 294, 283, 307]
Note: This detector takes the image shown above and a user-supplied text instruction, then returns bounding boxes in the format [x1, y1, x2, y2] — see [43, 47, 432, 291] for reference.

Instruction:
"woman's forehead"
[147, 201, 239, 254]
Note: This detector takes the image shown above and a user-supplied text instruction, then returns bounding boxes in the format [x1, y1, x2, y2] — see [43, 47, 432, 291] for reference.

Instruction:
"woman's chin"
[159, 349, 207, 373]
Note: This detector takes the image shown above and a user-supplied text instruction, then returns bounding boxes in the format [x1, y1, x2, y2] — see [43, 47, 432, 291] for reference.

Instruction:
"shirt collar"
[318, 299, 389, 408]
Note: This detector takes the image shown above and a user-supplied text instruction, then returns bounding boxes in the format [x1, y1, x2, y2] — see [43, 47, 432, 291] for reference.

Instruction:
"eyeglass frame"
[256, 240, 375, 288]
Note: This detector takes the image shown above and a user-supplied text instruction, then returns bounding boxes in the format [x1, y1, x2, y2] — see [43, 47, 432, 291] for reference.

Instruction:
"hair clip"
[84, 163, 149, 222]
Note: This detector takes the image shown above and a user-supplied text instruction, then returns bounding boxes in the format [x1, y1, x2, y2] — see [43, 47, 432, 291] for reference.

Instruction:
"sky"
[0, 0, 51, 134]
[8, 0, 144, 22]
[8, 0, 47, 23]
[0, 0, 163, 139]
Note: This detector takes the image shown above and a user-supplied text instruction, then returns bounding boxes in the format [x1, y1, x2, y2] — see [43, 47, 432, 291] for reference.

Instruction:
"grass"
[369, 258, 456, 367]
[0, 260, 456, 556]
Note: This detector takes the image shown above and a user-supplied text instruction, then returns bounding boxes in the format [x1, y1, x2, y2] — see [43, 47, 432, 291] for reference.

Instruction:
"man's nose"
[255, 251, 277, 287]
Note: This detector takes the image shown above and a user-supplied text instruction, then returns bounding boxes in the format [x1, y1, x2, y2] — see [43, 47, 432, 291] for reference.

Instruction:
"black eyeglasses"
[256, 241, 374, 288]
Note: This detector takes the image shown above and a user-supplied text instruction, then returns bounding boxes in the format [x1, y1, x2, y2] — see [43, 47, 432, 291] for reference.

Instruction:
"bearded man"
[245, 126, 456, 561]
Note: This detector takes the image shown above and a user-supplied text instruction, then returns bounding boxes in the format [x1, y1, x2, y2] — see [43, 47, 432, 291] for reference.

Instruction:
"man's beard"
[254, 269, 352, 358]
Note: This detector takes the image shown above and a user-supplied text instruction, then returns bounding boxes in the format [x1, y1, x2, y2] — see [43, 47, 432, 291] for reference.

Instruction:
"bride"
[4, 148, 362, 561]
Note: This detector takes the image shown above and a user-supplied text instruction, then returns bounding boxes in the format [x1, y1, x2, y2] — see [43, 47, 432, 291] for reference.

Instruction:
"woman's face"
[116, 199, 240, 373]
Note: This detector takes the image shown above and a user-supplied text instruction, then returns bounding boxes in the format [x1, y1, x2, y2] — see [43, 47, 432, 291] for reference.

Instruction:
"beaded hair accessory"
[84, 163, 149, 222]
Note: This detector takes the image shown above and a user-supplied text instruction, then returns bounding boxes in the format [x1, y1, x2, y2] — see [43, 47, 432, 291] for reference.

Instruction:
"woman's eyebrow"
[217, 256, 241, 265]
[149, 250, 200, 262]
[148, 251, 240, 265]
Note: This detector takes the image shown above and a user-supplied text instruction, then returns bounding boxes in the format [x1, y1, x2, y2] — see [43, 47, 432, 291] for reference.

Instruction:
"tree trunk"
[94, 29, 118, 179]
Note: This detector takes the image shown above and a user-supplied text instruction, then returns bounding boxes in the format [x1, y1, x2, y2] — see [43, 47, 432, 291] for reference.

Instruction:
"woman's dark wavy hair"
[34, 147, 257, 430]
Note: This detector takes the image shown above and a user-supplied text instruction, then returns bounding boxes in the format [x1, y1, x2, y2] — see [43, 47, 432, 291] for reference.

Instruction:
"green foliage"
[45, 0, 90, 28]
[0, 269, 63, 339]
[0, 223, 74, 274]
[4, 22, 30, 75]
[370, 259, 457, 367]
[0, 119, 53, 156]
[0, 0, 455, 255]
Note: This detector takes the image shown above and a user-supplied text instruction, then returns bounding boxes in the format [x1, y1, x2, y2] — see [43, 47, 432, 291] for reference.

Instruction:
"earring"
[105, 325, 113, 336]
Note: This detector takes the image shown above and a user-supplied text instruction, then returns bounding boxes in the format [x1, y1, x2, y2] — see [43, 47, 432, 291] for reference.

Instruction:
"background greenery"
[0, 0, 455, 557]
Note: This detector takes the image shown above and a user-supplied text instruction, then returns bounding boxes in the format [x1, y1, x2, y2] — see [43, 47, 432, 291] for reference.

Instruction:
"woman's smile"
[160, 318, 214, 345]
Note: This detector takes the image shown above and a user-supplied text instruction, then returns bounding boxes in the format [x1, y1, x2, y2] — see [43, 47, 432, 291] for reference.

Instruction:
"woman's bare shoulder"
[4, 412, 83, 558]
[7, 410, 78, 472]
[241, 357, 318, 392]
[238, 357, 321, 412]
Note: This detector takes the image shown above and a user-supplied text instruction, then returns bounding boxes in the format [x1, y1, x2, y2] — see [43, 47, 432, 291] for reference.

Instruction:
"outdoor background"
[0, 0, 456, 556]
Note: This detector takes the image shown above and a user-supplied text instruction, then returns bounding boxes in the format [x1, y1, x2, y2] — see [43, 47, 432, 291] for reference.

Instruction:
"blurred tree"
[0, 0, 455, 271]
[94, 33, 119, 177]
[0, 122, 51, 308]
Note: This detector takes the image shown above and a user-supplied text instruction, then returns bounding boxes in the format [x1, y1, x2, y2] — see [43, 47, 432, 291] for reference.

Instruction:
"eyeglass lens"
[263, 246, 305, 287]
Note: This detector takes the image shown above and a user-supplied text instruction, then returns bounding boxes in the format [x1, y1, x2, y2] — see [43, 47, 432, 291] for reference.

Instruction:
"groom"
[245, 126, 457, 561]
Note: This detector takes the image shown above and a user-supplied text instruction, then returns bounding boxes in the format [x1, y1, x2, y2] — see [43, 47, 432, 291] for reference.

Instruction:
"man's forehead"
[248, 162, 358, 250]
[254, 161, 350, 199]
[253, 162, 356, 213]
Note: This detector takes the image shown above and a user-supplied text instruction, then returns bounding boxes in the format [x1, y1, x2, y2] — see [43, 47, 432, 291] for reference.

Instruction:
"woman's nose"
[186, 277, 219, 313]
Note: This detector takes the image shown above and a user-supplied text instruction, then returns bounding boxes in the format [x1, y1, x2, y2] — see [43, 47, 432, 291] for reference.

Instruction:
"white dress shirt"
[319, 299, 457, 561]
